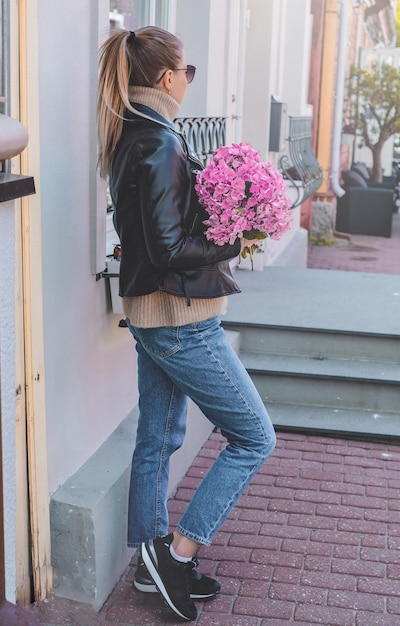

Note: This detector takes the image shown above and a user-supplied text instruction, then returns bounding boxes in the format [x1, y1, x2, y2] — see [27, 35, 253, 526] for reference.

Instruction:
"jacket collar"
[128, 102, 176, 130]
[125, 103, 202, 166]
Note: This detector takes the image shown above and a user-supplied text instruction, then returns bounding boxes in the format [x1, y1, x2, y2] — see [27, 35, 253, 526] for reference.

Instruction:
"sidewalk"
[26, 431, 400, 626]
[25, 217, 400, 626]
[307, 211, 400, 274]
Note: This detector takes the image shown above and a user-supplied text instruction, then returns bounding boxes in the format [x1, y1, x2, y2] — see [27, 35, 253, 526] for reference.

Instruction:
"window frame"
[109, 0, 175, 31]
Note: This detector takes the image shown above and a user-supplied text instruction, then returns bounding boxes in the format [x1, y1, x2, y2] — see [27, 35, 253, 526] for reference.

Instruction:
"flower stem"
[249, 245, 254, 271]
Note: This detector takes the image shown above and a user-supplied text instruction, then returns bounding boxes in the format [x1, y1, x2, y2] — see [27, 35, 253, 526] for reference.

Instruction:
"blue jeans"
[126, 316, 276, 547]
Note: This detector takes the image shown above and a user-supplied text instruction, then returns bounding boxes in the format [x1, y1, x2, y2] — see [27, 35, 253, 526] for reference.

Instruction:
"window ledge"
[0, 173, 35, 203]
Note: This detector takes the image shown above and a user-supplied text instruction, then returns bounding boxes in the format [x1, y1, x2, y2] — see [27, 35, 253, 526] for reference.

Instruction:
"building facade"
[3, 0, 394, 612]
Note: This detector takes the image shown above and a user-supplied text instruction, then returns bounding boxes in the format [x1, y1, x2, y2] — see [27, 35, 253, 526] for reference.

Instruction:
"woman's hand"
[240, 238, 261, 253]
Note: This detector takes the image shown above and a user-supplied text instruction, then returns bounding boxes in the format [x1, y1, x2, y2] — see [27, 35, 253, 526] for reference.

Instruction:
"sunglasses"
[155, 64, 196, 85]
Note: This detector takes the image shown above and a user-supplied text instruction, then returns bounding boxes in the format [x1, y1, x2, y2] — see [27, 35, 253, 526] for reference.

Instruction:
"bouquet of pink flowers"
[195, 143, 292, 268]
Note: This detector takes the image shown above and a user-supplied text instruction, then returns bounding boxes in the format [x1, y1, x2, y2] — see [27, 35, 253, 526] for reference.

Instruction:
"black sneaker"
[134, 557, 221, 599]
[140, 533, 197, 621]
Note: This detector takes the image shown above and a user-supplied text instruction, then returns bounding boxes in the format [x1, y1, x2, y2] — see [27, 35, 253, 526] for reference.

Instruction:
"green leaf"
[242, 229, 267, 240]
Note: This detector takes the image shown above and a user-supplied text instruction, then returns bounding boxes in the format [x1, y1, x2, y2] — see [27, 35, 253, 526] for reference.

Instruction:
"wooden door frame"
[18, 0, 53, 601]
[10, 0, 53, 603]
[0, 352, 33, 626]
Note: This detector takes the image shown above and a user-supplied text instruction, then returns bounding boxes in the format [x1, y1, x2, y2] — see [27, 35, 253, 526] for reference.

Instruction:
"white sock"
[169, 544, 192, 563]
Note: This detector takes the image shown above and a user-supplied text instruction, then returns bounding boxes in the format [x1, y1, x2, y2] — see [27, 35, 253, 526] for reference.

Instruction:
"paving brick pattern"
[307, 212, 400, 275]
[27, 430, 400, 626]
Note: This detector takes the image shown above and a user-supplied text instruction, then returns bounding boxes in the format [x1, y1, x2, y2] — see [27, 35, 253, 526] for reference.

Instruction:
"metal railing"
[279, 116, 323, 208]
[174, 116, 227, 166]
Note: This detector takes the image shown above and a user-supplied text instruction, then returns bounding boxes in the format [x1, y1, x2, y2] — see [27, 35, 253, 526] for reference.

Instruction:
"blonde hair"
[97, 26, 183, 178]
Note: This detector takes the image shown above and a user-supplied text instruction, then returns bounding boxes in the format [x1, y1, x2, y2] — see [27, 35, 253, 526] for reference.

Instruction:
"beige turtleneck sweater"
[122, 86, 228, 328]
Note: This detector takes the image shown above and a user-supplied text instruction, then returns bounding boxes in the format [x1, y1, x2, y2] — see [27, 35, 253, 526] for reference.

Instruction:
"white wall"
[37, 0, 138, 493]
[242, 0, 279, 159]
[175, 0, 211, 116]
[176, 0, 248, 144]
[0, 199, 17, 601]
[281, 0, 313, 117]
[206, 0, 232, 116]
[243, 0, 313, 156]
[176, 0, 233, 118]
[241, 0, 311, 268]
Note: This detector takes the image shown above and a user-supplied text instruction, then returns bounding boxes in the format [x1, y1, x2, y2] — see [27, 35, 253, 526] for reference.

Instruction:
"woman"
[97, 27, 276, 622]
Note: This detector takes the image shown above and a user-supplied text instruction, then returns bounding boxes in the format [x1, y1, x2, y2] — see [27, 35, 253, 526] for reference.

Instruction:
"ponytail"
[97, 30, 132, 178]
[97, 27, 183, 178]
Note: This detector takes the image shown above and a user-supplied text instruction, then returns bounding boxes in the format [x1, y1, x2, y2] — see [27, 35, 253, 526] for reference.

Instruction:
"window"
[109, 0, 174, 31]
[110, 1, 140, 30]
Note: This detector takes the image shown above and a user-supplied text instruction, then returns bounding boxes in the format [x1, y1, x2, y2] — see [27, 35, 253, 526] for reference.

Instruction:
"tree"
[348, 63, 400, 181]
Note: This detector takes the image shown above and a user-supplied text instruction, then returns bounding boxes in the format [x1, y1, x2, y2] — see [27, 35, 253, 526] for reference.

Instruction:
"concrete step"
[223, 322, 400, 364]
[226, 268, 400, 338]
[241, 352, 400, 382]
[223, 267, 400, 438]
[267, 403, 400, 441]
[243, 353, 399, 414]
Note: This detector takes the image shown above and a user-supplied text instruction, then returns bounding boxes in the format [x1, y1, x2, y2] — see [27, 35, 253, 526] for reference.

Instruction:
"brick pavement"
[307, 212, 400, 274]
[27, 430, 400, 626]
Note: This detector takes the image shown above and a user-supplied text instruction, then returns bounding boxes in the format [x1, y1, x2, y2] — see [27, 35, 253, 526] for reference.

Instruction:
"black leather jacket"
[110, 104, 241, 304]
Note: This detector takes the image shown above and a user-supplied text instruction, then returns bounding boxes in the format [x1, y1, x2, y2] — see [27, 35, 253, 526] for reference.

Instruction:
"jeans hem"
[175, 525, 212, 547]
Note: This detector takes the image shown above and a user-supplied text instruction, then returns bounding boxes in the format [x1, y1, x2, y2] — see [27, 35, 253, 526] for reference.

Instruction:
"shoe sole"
[140, 542, 196, 622]
[190, 592, 217, 600]
[133, 579, 158, 593]
[134, 578, 217, 599]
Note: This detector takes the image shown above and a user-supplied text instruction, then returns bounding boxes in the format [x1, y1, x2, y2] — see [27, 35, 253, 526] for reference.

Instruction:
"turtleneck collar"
[127, 86, 180, 123]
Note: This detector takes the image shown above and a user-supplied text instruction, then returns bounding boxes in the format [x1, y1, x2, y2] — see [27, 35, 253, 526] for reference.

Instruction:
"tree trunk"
[371, 144, 383, 182]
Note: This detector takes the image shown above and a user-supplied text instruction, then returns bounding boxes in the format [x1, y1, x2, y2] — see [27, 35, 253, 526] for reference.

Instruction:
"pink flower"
[195, 143, 292, 251]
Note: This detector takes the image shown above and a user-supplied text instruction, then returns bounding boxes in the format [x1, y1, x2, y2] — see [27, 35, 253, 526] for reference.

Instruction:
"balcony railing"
[279, 116, 323, 208]
[174, 116, 226, 166]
